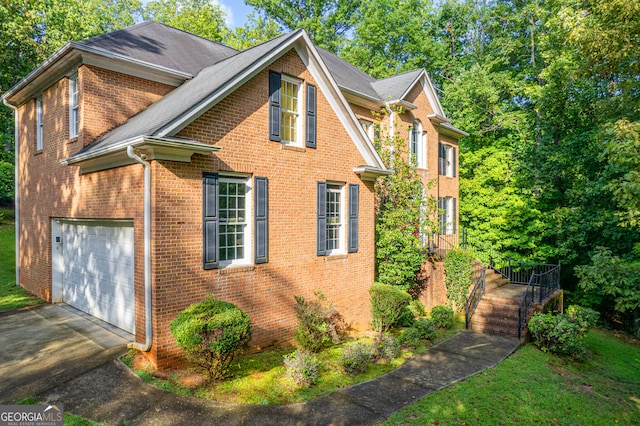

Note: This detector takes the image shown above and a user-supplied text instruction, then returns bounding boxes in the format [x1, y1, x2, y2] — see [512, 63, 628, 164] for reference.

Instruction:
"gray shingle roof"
[74, 30, 302, 156]
[316, 48, 379, 100]
[371, 69, 423, 101]
[79, 21, 238, 76]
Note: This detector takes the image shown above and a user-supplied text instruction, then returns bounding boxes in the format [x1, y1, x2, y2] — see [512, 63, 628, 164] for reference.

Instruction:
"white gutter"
[3, 99, 19, 289]
[126, 146, 152, 352]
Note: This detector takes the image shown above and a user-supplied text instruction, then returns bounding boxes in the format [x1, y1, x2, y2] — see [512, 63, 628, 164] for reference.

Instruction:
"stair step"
[474, 306, 520, 320]
[470, 322, 519, 337]
[481, 295, 521, 306]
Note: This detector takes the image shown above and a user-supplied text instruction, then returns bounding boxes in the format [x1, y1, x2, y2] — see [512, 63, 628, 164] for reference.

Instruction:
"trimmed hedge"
[369, 282, 412, 332]
[169, 295, 252, 380]
[430, 305, 454, 329]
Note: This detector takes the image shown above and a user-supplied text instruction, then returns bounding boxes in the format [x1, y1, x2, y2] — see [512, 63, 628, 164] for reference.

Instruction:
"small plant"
[399, 327, 422, 347]
[169, 295, 252, 380]
[431, 305, 454, 329]
[294, 291, 343, 352]
[408, 299, 427, 317]
[371, 333, 400, 361]
[341, 342, 372, 374]
[414, 318, 436, 340]
[528, 305, 599, 360]
[369, 282, 413, 332]
[283, 349, 320, 388]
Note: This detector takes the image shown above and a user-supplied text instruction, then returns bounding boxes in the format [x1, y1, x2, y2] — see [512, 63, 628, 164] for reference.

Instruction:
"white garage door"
[62, 222, 135, 334]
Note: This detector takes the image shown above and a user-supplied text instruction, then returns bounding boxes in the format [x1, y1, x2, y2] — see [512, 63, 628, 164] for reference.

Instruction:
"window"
[203, 174, 269, 269]
[281, 76, 301, 145]
[36, 97, 43, 151]
[410, 121, 425, 168]
[438, 143, 457, 177]
[317, 182, 359, 256]
[69, 74, 79, 138]
[359, 119, 374, 141]
[438, 197, 457, 235]
[269, 71, 316, 148]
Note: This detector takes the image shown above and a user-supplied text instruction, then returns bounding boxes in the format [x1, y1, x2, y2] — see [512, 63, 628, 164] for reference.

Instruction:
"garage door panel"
[62, 222, 135, 334]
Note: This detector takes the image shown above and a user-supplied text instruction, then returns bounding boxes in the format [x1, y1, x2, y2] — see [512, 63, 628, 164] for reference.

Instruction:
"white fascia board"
[156, 33, 302, 137]
[420, 72, 446, 118]
[353, 165, 392, 181]
[438, 122, 469, 138]
[61, 136, 219, 173]
[386, 99, 418, 110]
[297, 34, 387, 171]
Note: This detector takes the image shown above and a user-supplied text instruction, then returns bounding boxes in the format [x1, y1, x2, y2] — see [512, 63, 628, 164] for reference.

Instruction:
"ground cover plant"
[0, 207, 41, 312]
[380, 329, 640, 425]
[122, 315, 464, 405]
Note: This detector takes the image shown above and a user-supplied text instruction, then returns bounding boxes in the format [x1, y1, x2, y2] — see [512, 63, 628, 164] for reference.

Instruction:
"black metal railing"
[465, 268, 486, 329]
[517, 264, 562, 338]
[426, 233, 459, 259]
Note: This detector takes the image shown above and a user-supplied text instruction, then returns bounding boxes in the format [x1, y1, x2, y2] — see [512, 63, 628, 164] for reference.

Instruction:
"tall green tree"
[244, 0, 360, 51]
[224, 12, 282, 50]
[142, 0, 228, 41]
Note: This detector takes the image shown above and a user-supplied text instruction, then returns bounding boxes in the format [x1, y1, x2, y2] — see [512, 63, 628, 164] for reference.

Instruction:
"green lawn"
[381, 329, 640, 425]
[0, 206, 41, 312]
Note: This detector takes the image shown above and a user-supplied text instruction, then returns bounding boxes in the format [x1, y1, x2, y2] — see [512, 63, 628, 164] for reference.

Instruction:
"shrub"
[283, 349, 320, 388]
[341, 342, 371, 374]
[399, 327, 422, 347]
[169, 295, 252, 380]
[528, 305, 599, 360]
[371, 333, 400, 361]
[431, 305, 454, 329]
[414, 318, 436, 340]
[294, 292, 343, 352]
[369, 282, 412, 332]
[444, 249, 475, 312]
[408, 299, 427, 318]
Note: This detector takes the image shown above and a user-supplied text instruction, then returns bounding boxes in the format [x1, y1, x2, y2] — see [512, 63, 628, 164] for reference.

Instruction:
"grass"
[0, 206, 42, 312]
[122, 315, 465, 405]
[18, 397, 98, 426]
[380, 329, 640, 425]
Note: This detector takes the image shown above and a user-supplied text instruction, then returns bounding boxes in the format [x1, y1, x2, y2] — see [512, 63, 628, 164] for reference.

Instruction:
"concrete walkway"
[0, 304, 130, 404]
[36, 330, 520, 425]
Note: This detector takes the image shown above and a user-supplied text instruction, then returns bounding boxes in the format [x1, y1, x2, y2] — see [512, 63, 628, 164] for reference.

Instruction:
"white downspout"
[126, 146, 152, 351]
[3, 99, 19, 289]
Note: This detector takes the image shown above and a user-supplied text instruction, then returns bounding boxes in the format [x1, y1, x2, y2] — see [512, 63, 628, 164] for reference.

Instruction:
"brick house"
[2, 22, 465, 368]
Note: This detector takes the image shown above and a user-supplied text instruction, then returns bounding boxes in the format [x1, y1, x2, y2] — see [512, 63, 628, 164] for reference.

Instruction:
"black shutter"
[203, 173, 219, 269]
[452, 147, 457, 177]
[306, 83, 317, 148]
[348, 184, 359, 253]
[453, 197, 457, 234]
[438, 143, 444, 175]
[317, 182, 327, 256]
[269, 71, 281, 142]
[254, 176, 269, 264]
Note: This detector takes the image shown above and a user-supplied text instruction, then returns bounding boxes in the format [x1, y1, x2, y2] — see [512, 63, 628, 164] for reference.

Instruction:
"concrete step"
[470, 322, 520, 337]
[474, 304, 520, 320]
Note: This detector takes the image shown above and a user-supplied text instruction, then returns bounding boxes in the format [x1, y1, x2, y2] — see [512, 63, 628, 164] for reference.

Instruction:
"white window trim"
[359, 119, 374, 141]
[69, 73, 79, 139]
[444, 197, 455, 235]
[410, 121, 425, 169]
[281, 74, 302, 147]
[36, 97, 43, 151]
[325, 182, 346, 255]
[444, 144, 454, 177]
[218, 175, 252, 268]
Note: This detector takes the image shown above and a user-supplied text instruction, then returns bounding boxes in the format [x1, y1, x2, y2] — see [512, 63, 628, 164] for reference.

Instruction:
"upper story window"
[281, 75, 301, 145]
[69, 73, 79, 139]
[410, 120, 425, 168]
[359, 119, 374, 141]
[36, 97, 43, 151]
[269, 71, 316, 149]
[438, 142, 457, 177]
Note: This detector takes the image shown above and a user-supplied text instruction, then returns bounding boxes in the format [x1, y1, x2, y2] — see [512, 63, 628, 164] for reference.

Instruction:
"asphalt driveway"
[0, 304, 130, 403]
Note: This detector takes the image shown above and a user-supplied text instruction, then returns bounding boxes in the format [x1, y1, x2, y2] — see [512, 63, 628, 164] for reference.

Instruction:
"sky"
[216, 1, 254, 28]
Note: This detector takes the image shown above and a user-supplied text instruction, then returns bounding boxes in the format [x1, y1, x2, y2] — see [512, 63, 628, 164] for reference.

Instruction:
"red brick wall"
[16, 65, 173, 343]
[149, 49, 377, 368]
